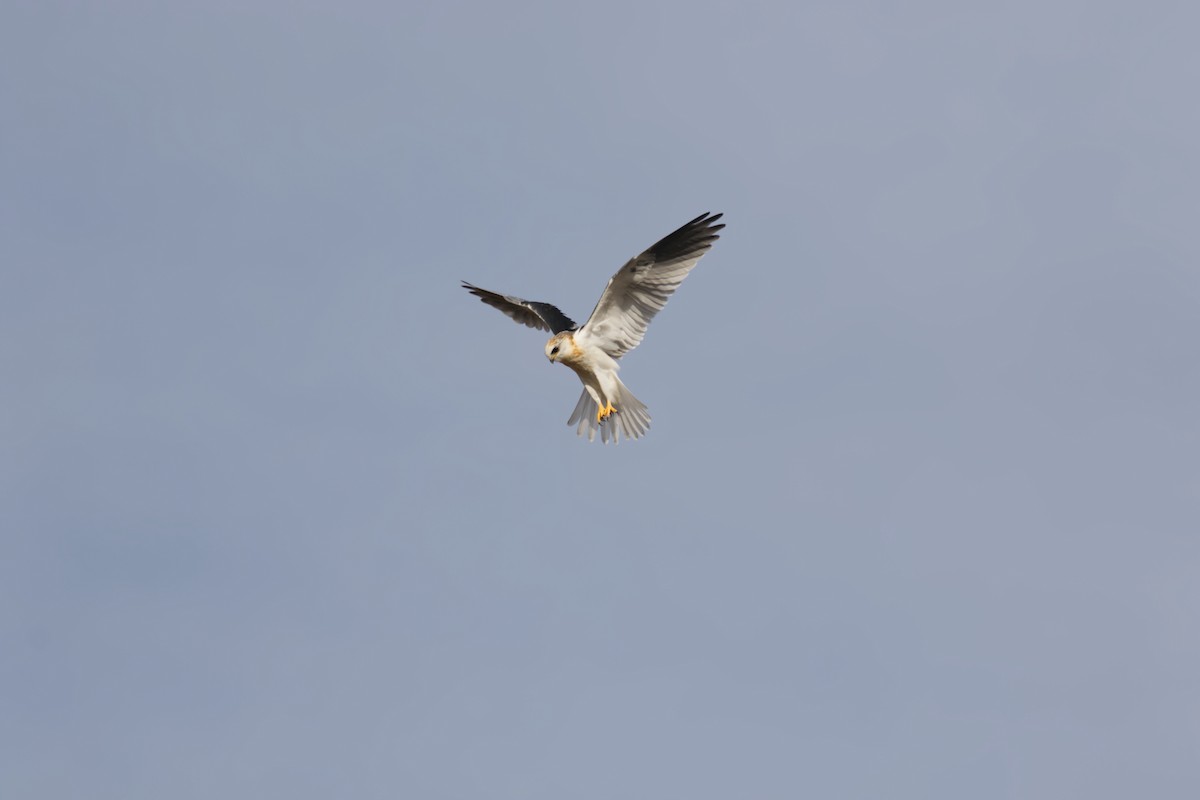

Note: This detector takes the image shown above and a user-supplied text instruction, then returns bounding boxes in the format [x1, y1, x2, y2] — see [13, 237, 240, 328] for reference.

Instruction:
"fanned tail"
[567, 390, 600, 442]
[565, 380, 651, 444]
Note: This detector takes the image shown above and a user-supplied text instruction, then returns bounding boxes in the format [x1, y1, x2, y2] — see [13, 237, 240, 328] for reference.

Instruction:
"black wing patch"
[462, 282, 577, 334]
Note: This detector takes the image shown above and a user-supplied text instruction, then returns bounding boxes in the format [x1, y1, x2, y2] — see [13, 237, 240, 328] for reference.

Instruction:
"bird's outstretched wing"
[461, 281, 577, 334]
[576, 212, 723, 358]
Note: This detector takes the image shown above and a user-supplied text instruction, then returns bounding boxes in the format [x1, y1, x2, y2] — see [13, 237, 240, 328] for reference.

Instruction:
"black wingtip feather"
[645, 212, 725, 262]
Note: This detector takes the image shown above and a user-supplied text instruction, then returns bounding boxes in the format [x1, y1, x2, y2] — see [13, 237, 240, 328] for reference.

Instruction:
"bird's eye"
[551, 346, 559, 355]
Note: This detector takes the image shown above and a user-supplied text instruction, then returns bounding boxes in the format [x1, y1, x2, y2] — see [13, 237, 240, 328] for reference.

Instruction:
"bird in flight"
[462, 212, 724, 443]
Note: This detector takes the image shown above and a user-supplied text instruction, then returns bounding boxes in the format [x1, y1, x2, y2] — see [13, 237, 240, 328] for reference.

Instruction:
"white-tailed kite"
[462, 212, 724, 443]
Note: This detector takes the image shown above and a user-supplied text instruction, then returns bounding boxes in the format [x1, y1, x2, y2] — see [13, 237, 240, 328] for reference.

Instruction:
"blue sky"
[3, 2, 1198, 797]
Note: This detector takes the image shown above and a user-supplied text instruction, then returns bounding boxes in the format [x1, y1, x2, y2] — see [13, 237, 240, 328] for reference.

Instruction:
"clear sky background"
[3, 2, 1198, 797]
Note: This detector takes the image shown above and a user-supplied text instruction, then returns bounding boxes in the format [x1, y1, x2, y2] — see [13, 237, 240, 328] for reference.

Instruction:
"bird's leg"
[596, 402, 617, 422]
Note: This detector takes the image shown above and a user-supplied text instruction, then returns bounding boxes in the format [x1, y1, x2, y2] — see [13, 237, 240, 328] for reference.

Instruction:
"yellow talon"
[596, 402, 616, 422]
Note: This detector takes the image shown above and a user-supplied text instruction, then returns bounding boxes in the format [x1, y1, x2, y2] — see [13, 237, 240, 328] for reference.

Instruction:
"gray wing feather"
[461, 281, 577, 334]
[577, 212, 724, 358]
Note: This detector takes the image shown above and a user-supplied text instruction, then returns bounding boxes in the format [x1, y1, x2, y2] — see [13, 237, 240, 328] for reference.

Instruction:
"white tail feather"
[565, 380, 651, 444]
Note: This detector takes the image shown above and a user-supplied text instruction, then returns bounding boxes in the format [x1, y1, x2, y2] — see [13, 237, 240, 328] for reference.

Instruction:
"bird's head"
[545, 331, 575, 364]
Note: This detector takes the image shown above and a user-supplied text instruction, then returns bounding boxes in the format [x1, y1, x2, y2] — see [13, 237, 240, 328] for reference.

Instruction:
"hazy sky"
[3, 2, 1198, 798]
